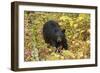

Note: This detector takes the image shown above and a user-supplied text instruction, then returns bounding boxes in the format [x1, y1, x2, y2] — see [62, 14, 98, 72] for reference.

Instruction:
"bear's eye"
[54, 29, 58, 32]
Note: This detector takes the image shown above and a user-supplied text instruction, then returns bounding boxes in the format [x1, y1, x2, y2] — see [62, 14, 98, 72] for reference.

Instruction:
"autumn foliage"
[24, 11, 90, 61]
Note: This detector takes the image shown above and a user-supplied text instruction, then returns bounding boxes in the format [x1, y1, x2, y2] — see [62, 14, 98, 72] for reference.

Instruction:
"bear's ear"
[62, 29, 65, 33]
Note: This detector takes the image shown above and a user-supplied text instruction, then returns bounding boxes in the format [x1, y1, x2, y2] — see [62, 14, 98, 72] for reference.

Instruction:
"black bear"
[43, 20, 68, 52]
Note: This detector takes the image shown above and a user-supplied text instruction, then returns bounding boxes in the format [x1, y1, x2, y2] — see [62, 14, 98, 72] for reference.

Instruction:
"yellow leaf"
[70, 21, 74, 27]
[60, 16, 68, 21]
[62, 50, 75, 59]
[77, 52, 83, 59]
[74, 24, 78, 28]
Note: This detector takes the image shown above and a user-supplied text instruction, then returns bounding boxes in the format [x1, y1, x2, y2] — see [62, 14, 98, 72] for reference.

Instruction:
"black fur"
[43, 20, 68, 52]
